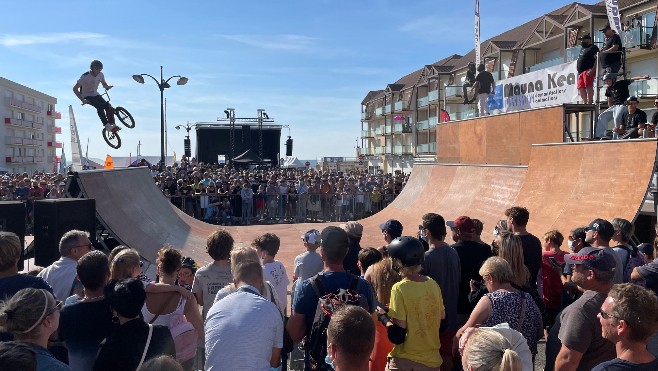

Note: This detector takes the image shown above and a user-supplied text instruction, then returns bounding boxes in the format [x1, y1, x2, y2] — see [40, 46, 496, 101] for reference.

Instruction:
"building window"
[14, 111, 25, 120]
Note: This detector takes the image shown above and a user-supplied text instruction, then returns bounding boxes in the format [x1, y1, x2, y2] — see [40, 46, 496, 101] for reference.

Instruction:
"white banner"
[475, 0, 480, 65]
[488, 61, 579, 114]
[68, 105, 84, 172]
[605, 0, 621, 33]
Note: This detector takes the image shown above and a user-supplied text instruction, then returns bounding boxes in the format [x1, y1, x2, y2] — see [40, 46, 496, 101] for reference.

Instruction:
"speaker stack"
[0, 201, 26, 270]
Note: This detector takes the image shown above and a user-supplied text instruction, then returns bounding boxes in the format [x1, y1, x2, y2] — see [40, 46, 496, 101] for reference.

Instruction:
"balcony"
[47, 125, 62, 134]
[620, 26, 653, 49]
[384, 104, 392, 114]
[4, 117, 44, 130]
[417, 119, 429, 131]
[384, 145, 393, 154]
[384, 123, 392, 135]
[428, 116, 439, 129]
[5, 156, 21, 164]
[375, 107, 384, 116]
[393, 122, 412, 133]
[631, 78, 658, 98]
[361, 112, 372, 120]
[445, 85, 464, 99]
[47, 111, 62, 119]
[526, 57, 563, 73]
[418, 96, 429, 108]
[374, 127, 384, 135]
[393, 145, 413, 154]
[394, 100, 409, 111]
[5, 98, 41, 113]
[416, 142, 437, 154]
[428, 90, 439, 102]
[22, 156, 35, 164]
[47, 141, 63, 148]
[374, 146, 385, 155]
[565, 45, 582, 63]
[35, 156, 44, 163]
[361, 129, 374, 138]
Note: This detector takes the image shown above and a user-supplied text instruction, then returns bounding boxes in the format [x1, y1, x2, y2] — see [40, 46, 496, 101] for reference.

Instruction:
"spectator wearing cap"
[584, 219, 625, 284]
[287, 226, 375, 369]
[592, 283, 658, 370]
[504, 206, 542, 290]
[379, 219, 403, 257]
[594, 74, 651, 140]
[420, 213, 461, 371]
[553, 247, 617, 371]
[599, 24, 623, 74]
[576, 33, 599, 104]
[618, 96, 648, 139]
[448, 216, 494, 327]
[293, 229, 323, 282]
[342, 221, 363, 275]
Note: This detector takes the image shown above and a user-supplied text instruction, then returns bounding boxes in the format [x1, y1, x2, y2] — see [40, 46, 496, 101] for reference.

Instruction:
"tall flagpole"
[475, 0, 481, 66]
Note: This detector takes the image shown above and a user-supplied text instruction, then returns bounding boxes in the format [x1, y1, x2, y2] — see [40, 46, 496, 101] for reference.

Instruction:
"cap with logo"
[564, 247, 616, 272]
[578, 33, 592, 40]
[380, 219, 403, 236]
[446, 216, 476, 233]
[586, 219, 615, 241]
[301, 229, 321, 244]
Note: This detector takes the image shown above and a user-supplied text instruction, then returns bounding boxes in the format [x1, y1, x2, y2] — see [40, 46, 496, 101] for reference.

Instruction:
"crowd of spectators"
[150, 158, 410, 224]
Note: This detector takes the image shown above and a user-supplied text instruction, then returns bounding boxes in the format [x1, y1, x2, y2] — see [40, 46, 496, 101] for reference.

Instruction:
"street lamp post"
[132, 66, 188, 171]
[174, 122, 194, 159]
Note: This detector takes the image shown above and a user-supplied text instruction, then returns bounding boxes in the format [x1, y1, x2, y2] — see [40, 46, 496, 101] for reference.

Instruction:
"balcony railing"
[35, 156, 44, 163]
[393, 145, 413, 154]
[394, 100, 409, 111]
[361, 129, 374, 138]
[384, 145, 392, 154]
[47, 141, 63, 148]
[375, 107, 383, 116]
[428, 116, 439, 129]
[631, 78, 658, 98]
[374, 146, 385, 155]
[445, 85, 464, 98]
[428, 90, 439, 102]
[416, 142, 437, 154]
[393, 123, 412, 133]
[4, 117, 43, 130]
[361, 112, 372, 120]
[417, 119, 429, 131]
[384, 123, 392, 135]
[455, 109, 477, 120]
[5, 98, 41, 113]
[374, 127, 384, 135]
[384, 104, 392, 114]
[47, 110, 62, 119]
[565, 45, 582, 63]
[418, 96, 430, 108]
[4, 137, 40, 146]
[620, 26, 654, 49]
[526, 57, 563, 73]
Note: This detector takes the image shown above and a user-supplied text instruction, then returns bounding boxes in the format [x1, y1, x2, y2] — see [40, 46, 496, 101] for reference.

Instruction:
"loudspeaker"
[285, 136, 293, 157]
[34, 199, 96, 267]
[184, 138, 192, 158]
[0, 202, 26, 271]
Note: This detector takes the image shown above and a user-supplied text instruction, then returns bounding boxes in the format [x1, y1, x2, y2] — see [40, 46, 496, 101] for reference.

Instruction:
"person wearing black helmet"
[177, 256, 197, 291]
[617, 96, 648, 139]
[593, 73, 651, 139]
[462, 62, 477, 105]
[377, 236, 445, 370]
[72, 60, 120, 133]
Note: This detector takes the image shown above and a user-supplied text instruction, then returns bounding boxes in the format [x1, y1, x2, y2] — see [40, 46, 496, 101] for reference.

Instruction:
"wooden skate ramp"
[72, 139, 656, 275]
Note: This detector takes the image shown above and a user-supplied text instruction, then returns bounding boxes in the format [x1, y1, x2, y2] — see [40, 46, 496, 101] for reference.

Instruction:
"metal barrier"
[163, 190, 400, 224]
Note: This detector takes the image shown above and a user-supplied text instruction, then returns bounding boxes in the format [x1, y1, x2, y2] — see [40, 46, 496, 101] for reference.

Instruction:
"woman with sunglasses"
[0, 288, 70, 370]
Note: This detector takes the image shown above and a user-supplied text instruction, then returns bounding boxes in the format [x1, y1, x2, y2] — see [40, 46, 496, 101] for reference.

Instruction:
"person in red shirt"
[540, 230, 567, 335]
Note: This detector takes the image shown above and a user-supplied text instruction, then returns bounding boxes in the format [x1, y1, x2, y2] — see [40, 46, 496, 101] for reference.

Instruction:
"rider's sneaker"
[104, 123, 121, 132]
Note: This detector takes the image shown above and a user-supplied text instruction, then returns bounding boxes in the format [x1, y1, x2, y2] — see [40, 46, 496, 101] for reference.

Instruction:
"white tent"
[281, 157, 306, 168]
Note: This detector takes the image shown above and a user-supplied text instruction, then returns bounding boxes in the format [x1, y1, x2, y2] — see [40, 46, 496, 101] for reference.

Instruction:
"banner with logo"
[489, 60, 579, 115]
[605, 0, 621, 33]
[475, 0, 481, 65]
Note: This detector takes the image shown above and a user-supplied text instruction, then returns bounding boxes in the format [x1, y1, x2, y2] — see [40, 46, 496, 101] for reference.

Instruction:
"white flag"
[605, 0, 621, 33]
[475, 0, 481, 65]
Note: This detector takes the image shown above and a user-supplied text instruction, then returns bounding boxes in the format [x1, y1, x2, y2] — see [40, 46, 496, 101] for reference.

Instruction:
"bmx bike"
[82, 88, 135, 149]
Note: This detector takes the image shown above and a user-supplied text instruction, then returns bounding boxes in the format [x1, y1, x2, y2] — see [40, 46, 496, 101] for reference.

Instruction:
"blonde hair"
[463, 328, 521, 371]
[0, 288, 54, 340]
[110, 249, 141, 280]
[497, 232, 529, 286]
[0, 232, 21, 271]
[369, 258, 401, 304]
[479, 257, 514, 284]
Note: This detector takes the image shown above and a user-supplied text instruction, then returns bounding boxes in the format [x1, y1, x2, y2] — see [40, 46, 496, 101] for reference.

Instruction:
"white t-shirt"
[262, 261, 289, 313]
[77, 71, 104, 98]
[192, 263, 233, 319]
[37, 256, 79, 300]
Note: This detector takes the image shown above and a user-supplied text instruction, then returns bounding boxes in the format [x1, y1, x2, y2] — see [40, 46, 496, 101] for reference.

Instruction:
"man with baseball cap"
[599, 24, 622, 74]
[379, 219, 403, 256]
[447, 216, 493, 327]
[593, 73, 651, 139]
[554, 247, 617, 370]
[618, 96, 648, 139]
[341, 221, 363, 275]
[584, 218, 625, 284]
[287, 226, 375, 369]
[576, 33, 599, 104]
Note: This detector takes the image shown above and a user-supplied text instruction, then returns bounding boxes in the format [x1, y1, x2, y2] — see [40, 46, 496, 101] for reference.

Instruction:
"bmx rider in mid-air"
[73, 59, 121, 133]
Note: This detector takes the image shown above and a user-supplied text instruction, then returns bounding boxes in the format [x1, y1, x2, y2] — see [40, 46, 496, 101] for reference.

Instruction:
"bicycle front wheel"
[102, 128, 122, 149]
[115, 107, 135, 128]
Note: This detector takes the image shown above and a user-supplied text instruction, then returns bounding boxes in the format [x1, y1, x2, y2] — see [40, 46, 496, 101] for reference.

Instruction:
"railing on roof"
[428, 90, 439, 102]
[418, 96, 429, 108]
[526, 57, 563, 73]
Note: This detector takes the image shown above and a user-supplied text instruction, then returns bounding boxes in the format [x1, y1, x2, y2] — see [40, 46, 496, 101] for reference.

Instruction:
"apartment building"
[361, 1, 658, 173]
[0, 77, 61, 174]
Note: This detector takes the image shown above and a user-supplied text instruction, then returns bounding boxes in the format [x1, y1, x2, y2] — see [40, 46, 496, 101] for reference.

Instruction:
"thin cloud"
[219, 34, 322, 51]
[0, 32, 107, 47]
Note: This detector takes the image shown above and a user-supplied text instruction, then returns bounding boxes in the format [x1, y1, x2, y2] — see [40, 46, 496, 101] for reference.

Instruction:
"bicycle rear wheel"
[115, 107, 135, 128]
[102, 128, 121, 149]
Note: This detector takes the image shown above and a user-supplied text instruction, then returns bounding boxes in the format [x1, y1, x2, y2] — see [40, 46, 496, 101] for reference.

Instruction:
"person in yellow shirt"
[377, 236, 445, 370]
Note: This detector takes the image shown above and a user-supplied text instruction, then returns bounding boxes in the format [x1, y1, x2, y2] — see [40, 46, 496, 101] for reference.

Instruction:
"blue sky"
[1, 0, 570, 162]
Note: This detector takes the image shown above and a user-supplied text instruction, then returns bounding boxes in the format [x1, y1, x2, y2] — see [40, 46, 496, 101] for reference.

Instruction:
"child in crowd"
[357, 247, 382, 277]
[193, 230, 234, 320]
[292, 229, 324, 283]
[253, 233, 290, 314]
[541, 230, 567, 334]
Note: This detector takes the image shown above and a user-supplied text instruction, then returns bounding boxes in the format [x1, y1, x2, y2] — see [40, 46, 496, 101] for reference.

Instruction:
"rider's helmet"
[388, 236, 425, 268]
[626, 96, 639, 104]
[603, 72, 617, 81]
[90, 60, 103, 70]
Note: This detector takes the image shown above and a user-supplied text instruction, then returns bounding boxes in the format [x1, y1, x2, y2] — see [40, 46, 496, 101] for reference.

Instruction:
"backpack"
[305, 272, 365, 370]
[619, 245, 647, 285]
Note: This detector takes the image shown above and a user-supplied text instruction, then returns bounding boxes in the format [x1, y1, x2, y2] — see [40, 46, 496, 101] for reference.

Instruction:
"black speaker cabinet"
[0, 201, 26, 270]
[34, 199, 96, 267]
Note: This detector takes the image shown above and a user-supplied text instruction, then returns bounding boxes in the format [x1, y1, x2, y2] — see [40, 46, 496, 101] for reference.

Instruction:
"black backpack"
[305, 272, 365, 370]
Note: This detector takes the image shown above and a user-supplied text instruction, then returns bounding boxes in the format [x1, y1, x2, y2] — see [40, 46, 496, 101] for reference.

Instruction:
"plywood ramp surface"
[74, 139, 655, 276]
